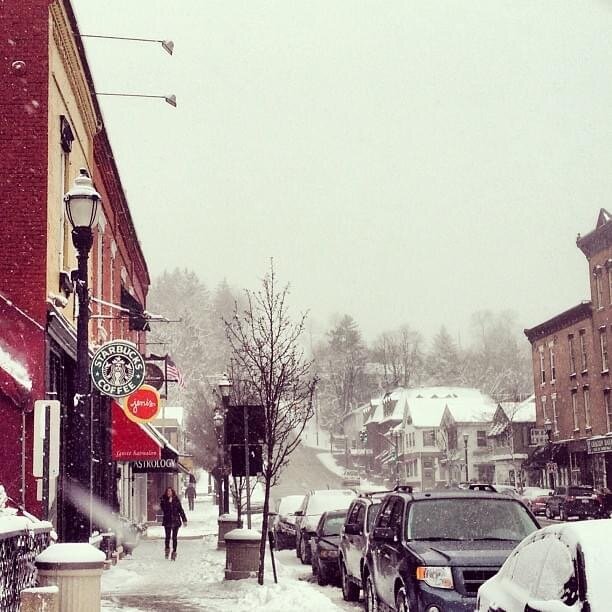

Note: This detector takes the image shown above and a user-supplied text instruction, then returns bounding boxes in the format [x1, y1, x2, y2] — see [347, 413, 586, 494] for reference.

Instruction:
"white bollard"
[35, 543, 106, 612]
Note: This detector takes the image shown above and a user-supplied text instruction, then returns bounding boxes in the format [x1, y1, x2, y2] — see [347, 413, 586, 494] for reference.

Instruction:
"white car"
[477, 520, 611, 612]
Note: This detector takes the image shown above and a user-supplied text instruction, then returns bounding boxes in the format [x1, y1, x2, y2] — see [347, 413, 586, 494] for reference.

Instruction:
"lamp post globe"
[63, 168, 101, 543]
[213, 410, 224, 429]
[217, 373, 233, 401]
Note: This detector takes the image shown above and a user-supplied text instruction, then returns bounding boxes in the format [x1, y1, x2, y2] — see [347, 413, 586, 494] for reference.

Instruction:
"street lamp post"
[217, 374, 233, 515]
[544, 418, 553, 489]
[63, 168, 100, 542]
[463, 433, 469, 483]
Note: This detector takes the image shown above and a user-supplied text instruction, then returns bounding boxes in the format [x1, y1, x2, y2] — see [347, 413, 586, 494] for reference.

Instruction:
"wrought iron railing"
[0, 521, 53, 612]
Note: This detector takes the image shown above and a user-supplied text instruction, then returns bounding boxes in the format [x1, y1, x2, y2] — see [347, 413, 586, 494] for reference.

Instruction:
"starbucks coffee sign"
[91, 340, 146, 397]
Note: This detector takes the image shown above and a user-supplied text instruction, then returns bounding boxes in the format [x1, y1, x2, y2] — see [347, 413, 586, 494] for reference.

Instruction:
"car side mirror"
[344, 523, 362, 536]
[372, 526, 397, 542]
[525, 599, 573, 612]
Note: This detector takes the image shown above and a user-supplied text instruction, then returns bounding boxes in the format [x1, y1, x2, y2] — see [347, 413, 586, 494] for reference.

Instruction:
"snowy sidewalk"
[101, 497, 361, 612]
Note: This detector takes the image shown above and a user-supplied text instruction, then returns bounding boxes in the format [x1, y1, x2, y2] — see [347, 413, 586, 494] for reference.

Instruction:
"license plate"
[581, 499, 590, 504]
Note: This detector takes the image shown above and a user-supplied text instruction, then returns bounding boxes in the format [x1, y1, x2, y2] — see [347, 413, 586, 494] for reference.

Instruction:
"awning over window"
[111, 401, 162, 461]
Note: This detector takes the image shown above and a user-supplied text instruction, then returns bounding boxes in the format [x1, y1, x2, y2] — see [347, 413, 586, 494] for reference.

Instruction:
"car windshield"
[278, 495, 304, 516]
[308, 493, 355, 515]
[406, 498, 538, 542]
[367, 502, 381, 531]
[322, 515, 346, 536]
[568, 487, 594, 497]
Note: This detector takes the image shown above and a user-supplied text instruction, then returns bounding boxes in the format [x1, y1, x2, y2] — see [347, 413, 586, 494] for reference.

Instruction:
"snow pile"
[316, 452, 345, 477]
[0, 344, 32, 391]
[37, 543, 106, 564]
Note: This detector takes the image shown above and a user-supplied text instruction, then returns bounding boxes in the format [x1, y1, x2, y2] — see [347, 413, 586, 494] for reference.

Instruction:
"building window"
[549, 346, 556, 382]
[596, 272, 604, 309]
[579, 331, 588, 372]
[477, 430, 487, 447]
[551, 396, 558, 435]
[422, 430, 436, 447]
[539, 350, 546, 384]
[606, 392, 612, 433]
[568, 335, 576, 375]
[572, 392, 579, 430]
[584, 388, 591, 429]
[541, 396, 547, 421]
[601, 328, 609, 372]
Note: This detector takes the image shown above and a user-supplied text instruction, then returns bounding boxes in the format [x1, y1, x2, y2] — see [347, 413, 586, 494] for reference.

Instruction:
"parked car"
[544, 485, 601, 521]
[363, 486, 540, 612]
[477, 520, 612, 611]
[519, 486, 553, 513]
[596, 489, 612, 518]
[341, 469, 361, 487]
[310, 509, 348, 586]
[272, 494, 304, 550]
[295, 489, 356, 564]
[339, 490, 386, 601]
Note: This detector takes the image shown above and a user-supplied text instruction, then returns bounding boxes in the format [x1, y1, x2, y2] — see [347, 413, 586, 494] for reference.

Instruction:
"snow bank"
[225, 528, 261, 541]
[316, 452, 345, 477]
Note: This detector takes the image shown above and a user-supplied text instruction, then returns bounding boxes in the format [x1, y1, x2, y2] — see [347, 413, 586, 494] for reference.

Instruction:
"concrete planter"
[36, 543, 106, 612]
[224, 528, 261, 580]
[217, 513, 239, 549]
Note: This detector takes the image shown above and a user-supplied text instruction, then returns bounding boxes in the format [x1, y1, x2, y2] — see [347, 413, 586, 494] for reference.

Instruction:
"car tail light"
[567, 496, 575, 502]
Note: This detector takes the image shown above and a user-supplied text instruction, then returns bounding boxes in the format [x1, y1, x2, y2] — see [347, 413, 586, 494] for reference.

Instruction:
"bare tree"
[225, 263, 317, 585]
[436, 427, 461, 485]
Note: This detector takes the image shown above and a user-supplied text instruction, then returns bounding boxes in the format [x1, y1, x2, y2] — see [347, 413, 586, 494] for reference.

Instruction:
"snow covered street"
[101, 496, 362, 612]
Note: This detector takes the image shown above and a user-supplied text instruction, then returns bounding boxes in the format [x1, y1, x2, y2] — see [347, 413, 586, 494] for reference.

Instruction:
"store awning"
[111, 401, 162, 461]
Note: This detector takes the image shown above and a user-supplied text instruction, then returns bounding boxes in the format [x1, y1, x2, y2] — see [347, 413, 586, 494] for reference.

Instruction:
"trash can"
[217, 513, 239, 549]
[224, 528, 261, 580]
[36, 543, 106, 612]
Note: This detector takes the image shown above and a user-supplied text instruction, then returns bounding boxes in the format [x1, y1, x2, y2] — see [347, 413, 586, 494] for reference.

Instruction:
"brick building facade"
[1, 0, 151, 538]
[525, 210, 612, 490]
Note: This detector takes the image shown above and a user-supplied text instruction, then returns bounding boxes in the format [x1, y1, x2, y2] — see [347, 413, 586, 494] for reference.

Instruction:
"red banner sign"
[122, 385, 160, 423]
[111, 401, 161, 461]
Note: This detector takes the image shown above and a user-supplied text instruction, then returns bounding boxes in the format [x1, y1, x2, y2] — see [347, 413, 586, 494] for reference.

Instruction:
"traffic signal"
[359, 429, 368, 443]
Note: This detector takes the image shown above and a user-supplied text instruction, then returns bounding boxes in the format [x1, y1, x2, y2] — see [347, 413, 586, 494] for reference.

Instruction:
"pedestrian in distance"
[185, 483, 197, 511]
[160, 487, 187, 560]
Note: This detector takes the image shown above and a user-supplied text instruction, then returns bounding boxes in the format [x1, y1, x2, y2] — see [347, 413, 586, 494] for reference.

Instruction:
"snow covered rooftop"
[380, 388, 408, 423]
[364, 397, 384, 425]
[499, 395, 536, 423]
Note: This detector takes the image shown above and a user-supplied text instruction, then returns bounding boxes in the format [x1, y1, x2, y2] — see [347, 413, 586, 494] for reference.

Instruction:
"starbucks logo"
[91, 340, 146, 397]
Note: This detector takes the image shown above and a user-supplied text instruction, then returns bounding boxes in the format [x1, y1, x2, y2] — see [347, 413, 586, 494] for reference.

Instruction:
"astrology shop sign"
[91, 340, 146, 398]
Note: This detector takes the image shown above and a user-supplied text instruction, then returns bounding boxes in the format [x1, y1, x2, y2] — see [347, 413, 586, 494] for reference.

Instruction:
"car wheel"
[560, 507, 568, 522]
[545, 506, 553, 519]
[341, 562, 360, 602]
[395, 585, 409, 612]
[364, 573, 379, 612]
[299, 536, 310, 565]
[317, 561, 328, 586]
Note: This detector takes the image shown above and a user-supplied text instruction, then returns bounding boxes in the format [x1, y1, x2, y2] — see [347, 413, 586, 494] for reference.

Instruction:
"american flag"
[166, 356, 185, 387]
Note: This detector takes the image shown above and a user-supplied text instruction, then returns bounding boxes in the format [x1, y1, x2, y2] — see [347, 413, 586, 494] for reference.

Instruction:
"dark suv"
[544, 485, 601, 520]
[338, 491, 386, 601]
[363, 487, 540, 612]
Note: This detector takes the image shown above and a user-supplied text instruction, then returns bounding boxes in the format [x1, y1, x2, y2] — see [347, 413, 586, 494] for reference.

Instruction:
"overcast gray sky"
[72, 1, 612, 342]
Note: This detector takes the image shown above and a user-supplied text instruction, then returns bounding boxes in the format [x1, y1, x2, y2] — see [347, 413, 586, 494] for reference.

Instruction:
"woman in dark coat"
[160, 487, 187, 560]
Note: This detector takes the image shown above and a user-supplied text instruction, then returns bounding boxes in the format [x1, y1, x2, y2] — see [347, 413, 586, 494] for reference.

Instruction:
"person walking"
[160, 487, 187, 560]
[185, 483, 196, 511]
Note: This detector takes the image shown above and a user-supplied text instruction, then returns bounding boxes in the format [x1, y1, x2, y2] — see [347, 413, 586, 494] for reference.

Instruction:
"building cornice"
[577, 216, 612, 258]
[524, 302, 592, 344]
[50, 1, 98, 138]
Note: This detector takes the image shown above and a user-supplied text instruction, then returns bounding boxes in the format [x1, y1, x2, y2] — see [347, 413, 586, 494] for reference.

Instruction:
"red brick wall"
[0, 0, 50, 323]
[0, 0, 50, 516]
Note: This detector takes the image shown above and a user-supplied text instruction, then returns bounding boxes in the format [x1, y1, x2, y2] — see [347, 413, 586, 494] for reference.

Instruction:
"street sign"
[225, 405, 266, 445]
[90, 340, 145, 397]
[121, 385, 160, 423]
[231, 444, 263, 476]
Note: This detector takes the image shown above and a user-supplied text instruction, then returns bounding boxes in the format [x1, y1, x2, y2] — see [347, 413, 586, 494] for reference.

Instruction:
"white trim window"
[551, 395, 559, 435]
[600, 328, 609, 372]
[606, 392, 612, 433]
[596, 272, 604, 309]
[608, 266, 612, 305]
[568, 334, 576, 375]
[549, 346, 556, 382]
[539, 349, 546, 384]
[572, 392, 579, 431]
[579, 331, 588, 372]
[584, 388, 591, 429]
[541, 396, 547, 422]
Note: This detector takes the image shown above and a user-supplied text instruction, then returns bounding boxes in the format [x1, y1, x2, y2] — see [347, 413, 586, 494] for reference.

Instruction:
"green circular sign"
[90, 340, 146, 397]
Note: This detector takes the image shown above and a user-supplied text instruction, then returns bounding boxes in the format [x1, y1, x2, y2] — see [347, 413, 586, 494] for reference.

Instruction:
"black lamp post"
[463, 433, 469, 483]
[544, 418, 553, 489]
[63, 168, 100, 542]
[217, 374, 233, 515]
